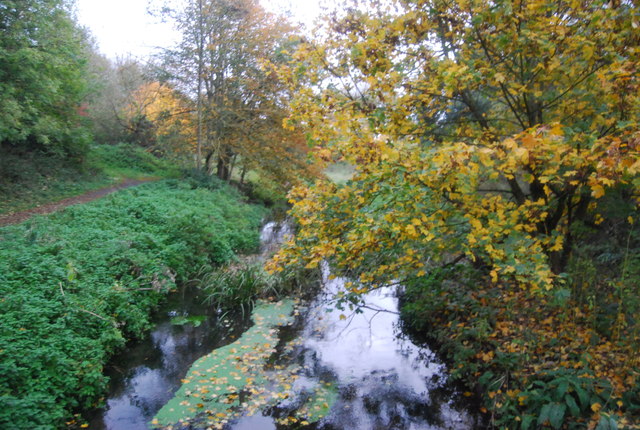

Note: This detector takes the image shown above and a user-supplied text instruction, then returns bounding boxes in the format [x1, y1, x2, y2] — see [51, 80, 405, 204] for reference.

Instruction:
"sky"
[75, 0, 327, 60]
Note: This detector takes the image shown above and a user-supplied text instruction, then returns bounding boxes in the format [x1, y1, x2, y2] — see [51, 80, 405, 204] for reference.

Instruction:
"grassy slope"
[0, 144, 179, 215]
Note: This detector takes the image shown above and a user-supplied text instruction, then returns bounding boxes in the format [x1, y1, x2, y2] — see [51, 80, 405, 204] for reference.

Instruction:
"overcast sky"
[75, 0, 327, 60]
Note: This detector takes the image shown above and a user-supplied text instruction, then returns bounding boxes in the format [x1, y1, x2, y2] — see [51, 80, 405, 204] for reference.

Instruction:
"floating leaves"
[170, 315, 207, 327]
[154, 299, 295, 428]
[154, 298, 341, 429]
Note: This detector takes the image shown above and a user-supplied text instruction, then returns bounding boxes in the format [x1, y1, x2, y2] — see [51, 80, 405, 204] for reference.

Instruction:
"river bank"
[0, 180, 266, 429]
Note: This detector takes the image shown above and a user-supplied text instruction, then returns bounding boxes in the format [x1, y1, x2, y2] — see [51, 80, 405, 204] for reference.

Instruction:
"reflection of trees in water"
[94, 290, 253, 429]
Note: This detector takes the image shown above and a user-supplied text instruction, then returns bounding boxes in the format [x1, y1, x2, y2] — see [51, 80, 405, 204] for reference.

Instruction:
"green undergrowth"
[401, 264, 640, 430]
[86, 143, 180, 180]
[0, 143, 178, 215]
[0, 180, 266, 429]
[0, 150, 111, 215]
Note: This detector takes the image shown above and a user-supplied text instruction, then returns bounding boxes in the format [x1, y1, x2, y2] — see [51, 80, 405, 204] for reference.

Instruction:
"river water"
[89, 222, 477, 429]
[87, 288, 253, 429]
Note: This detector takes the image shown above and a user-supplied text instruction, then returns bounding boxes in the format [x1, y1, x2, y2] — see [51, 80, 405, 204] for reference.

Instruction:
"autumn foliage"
[159, 0, 320, 187]
[268, 0, 639, 427]
[123, 81, 195, 155]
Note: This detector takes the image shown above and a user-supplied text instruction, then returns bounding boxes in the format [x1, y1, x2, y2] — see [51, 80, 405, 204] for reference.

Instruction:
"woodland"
[0, 0, 639, 429]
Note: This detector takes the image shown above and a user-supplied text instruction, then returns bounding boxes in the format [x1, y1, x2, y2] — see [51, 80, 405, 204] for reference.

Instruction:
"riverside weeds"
[0, 180, 266, 429]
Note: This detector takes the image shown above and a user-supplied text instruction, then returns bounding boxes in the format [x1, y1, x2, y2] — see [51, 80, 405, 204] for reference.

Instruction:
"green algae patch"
[294, 381, 339, 424]
[170, 315, 207, 327]
[153, 299, 294, 429]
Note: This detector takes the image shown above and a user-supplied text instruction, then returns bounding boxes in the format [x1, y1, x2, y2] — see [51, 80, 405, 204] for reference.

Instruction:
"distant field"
[324, 162, 355, 184]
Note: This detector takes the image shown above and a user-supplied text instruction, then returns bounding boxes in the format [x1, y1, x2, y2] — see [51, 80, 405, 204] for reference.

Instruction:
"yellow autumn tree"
[162, 0, 320, 186]
[124, 81, 195, 157]
[268, 0, 640, 292]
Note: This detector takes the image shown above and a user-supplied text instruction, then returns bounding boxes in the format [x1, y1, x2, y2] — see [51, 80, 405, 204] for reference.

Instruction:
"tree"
[268, 0, 639, 291]
[161, 0, 317, 183]
[123, 81, 195, 155]
[0, 0, 91, 157]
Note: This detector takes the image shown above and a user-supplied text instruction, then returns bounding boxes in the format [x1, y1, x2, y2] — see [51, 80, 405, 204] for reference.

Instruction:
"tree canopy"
[0, 0, 90, 157]
[268, 0, 640, 292]
[161, 0, 318, 185]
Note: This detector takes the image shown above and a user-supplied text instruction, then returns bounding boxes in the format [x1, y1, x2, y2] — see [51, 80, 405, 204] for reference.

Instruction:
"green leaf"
[595, 415, 618, 430]
[555, 380, 569, 400]
[538, 402, 566, 429]
[565, 394, 580, 416]
[573, 384, 590, 409]
[537, 403, 552, 427]
[521, 414, 535, 430]
[548, 402, 566, 429]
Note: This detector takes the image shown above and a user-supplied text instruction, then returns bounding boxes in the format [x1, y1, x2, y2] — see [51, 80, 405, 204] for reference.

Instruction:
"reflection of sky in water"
[235, 252, 475, 430]
[290, 264, 474, 429]
[305, 274, 444, 396]
[100, 323, 182, 428]
[90, 297, 251, 430]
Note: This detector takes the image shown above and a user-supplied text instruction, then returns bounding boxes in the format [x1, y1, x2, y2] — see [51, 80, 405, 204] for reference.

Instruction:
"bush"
[400, 266, 640, 429]
[0, 180, 266, 428]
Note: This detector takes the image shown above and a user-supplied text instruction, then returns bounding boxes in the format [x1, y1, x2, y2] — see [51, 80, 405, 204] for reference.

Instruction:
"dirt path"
[0, 178, 157, 227]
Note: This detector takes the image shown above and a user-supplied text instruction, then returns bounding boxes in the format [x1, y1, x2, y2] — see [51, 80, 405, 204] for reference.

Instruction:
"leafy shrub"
[181, 168, 226, 191]
[401, 267, 639, 429]
[0, 180, 266, 428]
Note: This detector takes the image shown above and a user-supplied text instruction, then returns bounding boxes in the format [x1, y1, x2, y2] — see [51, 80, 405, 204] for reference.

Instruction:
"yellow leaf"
[584, 44, 594, 60]
[591, 402, 602, 413]
[490, 269, 498, 283]
[591, 184, 605, 198]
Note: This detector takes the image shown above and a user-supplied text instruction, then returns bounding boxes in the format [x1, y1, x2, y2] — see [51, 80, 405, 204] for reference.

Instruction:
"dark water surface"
[89, 222, 478, 429]
[88, 287, 252, 429]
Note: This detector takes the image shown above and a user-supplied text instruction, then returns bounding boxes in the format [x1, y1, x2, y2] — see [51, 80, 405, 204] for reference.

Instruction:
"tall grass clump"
[202, 260, 321, 315]
[0, 180, 266, 429]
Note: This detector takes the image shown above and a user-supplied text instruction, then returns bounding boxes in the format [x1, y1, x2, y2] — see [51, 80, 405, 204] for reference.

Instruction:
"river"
[89, 222, 477, 429]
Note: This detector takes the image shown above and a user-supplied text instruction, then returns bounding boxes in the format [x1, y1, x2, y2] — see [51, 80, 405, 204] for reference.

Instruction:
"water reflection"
[89, 289, 252, 430]
[231, 254, 476, 430]
[288, 265, 474, 429]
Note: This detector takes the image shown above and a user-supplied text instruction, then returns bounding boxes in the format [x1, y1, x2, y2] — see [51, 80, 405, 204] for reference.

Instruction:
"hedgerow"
[0, 180, 266, 429]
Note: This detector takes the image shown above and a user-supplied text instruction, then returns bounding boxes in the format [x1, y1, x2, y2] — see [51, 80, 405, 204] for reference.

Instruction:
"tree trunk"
[216, 145, 234, 181]
[240, 165, 247, 185]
